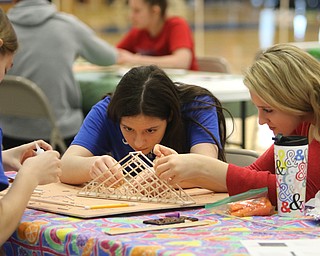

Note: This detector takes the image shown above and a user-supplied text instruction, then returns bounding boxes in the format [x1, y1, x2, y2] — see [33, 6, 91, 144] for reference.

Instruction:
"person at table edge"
[0, 8, 61, 246]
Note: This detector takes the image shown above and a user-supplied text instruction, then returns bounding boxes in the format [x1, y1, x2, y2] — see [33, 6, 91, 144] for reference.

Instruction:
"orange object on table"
[227, 197, 274, 217]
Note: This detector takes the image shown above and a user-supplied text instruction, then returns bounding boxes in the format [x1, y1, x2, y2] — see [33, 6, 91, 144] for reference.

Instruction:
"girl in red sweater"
[116, 0, 198, 70]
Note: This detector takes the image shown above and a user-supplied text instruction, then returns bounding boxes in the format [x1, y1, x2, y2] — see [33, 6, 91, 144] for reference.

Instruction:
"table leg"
[241, 101, 246, 149]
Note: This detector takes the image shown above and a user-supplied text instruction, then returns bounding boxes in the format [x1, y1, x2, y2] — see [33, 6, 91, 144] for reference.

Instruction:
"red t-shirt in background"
[117, 16, 198, 71]
[227, 122, 320, 206]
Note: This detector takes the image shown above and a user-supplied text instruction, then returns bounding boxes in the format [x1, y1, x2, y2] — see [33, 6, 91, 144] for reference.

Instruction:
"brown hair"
[0, 8, 18, 56]
[144, 0, 167, 17]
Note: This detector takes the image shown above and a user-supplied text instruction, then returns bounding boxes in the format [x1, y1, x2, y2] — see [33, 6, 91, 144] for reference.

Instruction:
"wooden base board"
[1, 182, 228, 218]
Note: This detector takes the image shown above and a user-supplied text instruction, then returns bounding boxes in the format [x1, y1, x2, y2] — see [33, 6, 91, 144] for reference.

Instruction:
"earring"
[146, 149, 155, 159]
[122, 138, 129, 145]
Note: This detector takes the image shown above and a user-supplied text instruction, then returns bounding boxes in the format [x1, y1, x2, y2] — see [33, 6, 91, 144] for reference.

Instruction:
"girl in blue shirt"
[61, 65, 227, 188]
[0, 9, 61, 245]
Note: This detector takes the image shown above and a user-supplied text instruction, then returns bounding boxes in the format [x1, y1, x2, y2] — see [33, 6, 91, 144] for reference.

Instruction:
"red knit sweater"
[227, 122, 319, 206]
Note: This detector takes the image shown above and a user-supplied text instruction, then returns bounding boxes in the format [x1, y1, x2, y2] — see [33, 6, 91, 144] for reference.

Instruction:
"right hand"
[20, 150, 61, 185]
[2, 140, 53, 172]
[89, 155, 124, 186]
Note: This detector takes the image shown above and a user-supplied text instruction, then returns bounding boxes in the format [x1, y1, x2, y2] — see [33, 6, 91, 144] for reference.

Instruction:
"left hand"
[2, 140, 53, 171]
[154, 153, 206, 185]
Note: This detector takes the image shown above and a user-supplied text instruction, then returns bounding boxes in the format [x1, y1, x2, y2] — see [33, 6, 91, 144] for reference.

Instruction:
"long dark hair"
[143, 0, 167, 17]
[107, 65, 226, 161]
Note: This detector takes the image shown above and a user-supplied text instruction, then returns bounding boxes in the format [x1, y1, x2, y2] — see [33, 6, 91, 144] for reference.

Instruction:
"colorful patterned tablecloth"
[3, 207, 320, 256]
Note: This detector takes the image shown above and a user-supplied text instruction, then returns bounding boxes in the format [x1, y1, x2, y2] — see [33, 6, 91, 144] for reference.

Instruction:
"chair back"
[225, 148, 260, 167]
[197, 56, 258, 149]
[197, 56, 231, 73]
[0, 75, 67, 152]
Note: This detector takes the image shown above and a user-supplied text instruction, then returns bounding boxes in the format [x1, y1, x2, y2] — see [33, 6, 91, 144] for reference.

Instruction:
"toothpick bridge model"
[78, 152, 196, 205]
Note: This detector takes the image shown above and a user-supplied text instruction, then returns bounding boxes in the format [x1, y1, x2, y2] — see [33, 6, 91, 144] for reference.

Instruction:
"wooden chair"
[196, 56, 258, 149]
[0, 75, 67, 152]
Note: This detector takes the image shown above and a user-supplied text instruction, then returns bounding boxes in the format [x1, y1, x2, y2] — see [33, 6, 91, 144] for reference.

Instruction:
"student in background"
[0, 8, 61, 246]
[153, 43, 320, 205]
[0, 0, 118, 152]
[61, 65, 226, 188]
[117, 0, 198, 71]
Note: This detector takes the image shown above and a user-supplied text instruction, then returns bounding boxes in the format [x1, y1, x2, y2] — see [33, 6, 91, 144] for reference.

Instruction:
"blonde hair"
[244, 43, 320, 141]
[0, 8, 18, 56]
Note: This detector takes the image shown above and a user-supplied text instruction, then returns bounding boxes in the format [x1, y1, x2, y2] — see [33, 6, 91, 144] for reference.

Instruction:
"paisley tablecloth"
[3, 207, 320, 256]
